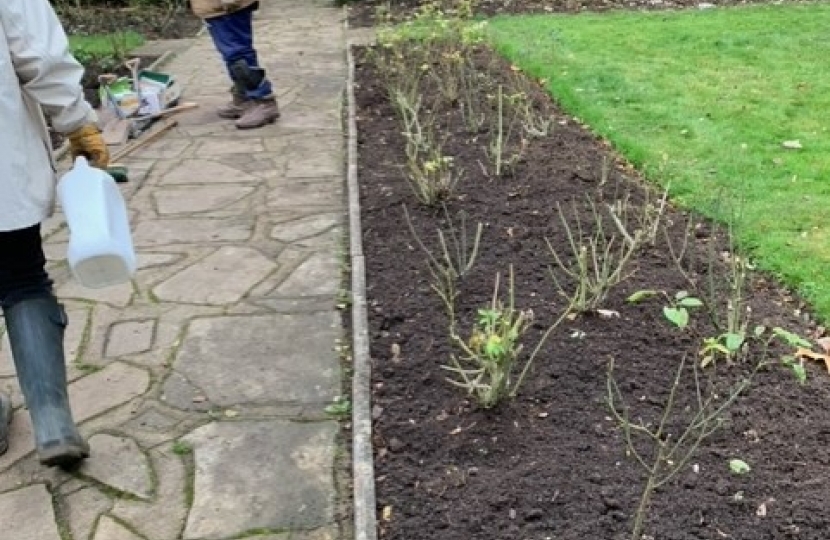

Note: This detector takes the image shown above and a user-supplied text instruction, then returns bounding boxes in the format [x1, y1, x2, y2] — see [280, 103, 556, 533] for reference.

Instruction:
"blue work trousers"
[206, 4, 273, 99]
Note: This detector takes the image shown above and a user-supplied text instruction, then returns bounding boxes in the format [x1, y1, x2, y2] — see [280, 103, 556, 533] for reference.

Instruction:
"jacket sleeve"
[1, 0, 96, 134]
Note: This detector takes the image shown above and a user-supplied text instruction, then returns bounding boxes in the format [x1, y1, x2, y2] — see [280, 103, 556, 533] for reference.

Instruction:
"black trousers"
[0, 225, 53, 309]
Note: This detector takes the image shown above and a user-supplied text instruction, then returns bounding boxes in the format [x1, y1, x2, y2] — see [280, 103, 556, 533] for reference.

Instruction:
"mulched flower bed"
[347, 0, 797, 27]
[354, 40, 830, 540]
[57, 5, 202, 41]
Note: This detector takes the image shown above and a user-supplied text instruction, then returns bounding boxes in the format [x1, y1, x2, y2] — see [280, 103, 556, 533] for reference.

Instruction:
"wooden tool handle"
[110, 119, 178, 163]
[134, 102, 199, 122]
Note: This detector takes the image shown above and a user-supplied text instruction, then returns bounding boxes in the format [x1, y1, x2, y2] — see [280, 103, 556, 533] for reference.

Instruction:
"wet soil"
[354, 43, 830, 540]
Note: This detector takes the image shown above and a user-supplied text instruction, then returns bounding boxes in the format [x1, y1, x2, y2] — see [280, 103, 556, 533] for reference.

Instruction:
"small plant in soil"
[606, 354, 748, 540]
[504, 70, 556, 139]
[431, 48, 467, 104]
[548, 197, 639, 313]
[445, 267, 576, 408]
[604, 180, 670, 252]
[629, 289, 749, 367]
[404, 204, 483, 319]
[392, 91, 430, 159]
[444, 268, 533, 408]
[607, 307, 811, 540]
[324, 396, 352, 418]
[407, 145, 461, 206]
[666, 216, 753, 363]
[484, 85, 526, 177]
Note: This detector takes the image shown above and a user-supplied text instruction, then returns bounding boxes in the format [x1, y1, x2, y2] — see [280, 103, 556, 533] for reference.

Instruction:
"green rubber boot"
[0, 392, 11, 456]
[4, 296, 89, 467]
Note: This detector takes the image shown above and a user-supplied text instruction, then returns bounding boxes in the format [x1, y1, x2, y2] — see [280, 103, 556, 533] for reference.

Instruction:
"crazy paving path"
[0, 2, 348, 539]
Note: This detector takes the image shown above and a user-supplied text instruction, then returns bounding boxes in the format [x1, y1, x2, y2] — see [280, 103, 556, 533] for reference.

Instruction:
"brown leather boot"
[235, 97, 280, 129]
[217, 91, 251, 120]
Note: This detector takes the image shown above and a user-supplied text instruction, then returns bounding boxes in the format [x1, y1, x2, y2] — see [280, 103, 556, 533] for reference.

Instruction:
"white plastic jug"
[57, 157, 136, 289]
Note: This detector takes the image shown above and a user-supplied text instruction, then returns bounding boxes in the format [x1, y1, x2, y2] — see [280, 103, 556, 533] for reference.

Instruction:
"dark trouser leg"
[206, 5, 274, 100]
[0, 225, 88, 467]
[0, 225, 52, 305]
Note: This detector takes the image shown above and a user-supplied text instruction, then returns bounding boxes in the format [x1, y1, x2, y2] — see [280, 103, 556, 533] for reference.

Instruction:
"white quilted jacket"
[0, 0, 95, 232]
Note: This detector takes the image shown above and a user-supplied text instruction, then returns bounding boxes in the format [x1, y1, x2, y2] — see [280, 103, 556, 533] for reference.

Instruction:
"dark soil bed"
[57, 5, 202, 40]
[355, 43, 830, 540]
[347, 0, 800, 27]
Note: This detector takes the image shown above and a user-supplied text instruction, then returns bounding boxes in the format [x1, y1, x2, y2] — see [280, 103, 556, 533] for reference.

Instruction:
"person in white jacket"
[0, 0, 110, 467]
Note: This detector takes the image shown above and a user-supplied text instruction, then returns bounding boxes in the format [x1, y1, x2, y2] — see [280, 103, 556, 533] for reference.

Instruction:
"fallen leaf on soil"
[782, 140, 803, 149]
[450, 422, 477, 435]
[729, 458, 751, 475]
[596, 309, 620, 318]
[627, 289, 658, 303]
[757, 501, 768, 517]
[224, 409, 239, 418]
[382, 505, 393, 522]
[795, 347, 830, 372]
[816, 337, 830, 353]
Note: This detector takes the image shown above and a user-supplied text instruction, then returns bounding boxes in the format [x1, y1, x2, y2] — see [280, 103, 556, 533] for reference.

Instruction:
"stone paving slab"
[165, 312, 341, 408]
[184, 420, 338, 539]
[0, 1, 348, 539]
[0, 485, 62, 540]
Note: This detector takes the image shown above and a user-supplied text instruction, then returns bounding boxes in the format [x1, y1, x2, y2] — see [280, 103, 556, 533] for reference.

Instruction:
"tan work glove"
[67, 124, 110, 169]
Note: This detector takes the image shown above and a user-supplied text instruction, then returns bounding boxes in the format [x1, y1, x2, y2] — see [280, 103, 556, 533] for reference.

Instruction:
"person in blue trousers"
[191, 0, 280, 129]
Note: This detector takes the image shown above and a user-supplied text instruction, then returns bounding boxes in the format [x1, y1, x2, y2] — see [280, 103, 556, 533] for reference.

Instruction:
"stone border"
[346, 29, 379, 540]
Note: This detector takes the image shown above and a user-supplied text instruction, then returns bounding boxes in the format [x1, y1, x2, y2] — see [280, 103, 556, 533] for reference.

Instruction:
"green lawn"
[68, 31, 144, 59]
[488, 3, 830, 319]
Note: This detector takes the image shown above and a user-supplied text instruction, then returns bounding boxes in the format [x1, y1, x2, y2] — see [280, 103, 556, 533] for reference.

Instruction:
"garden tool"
[129, 102, 199, 135]
[125, 57, 143, 106]
[133, 102, 199, 122]
[106, 119, 179, 182]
